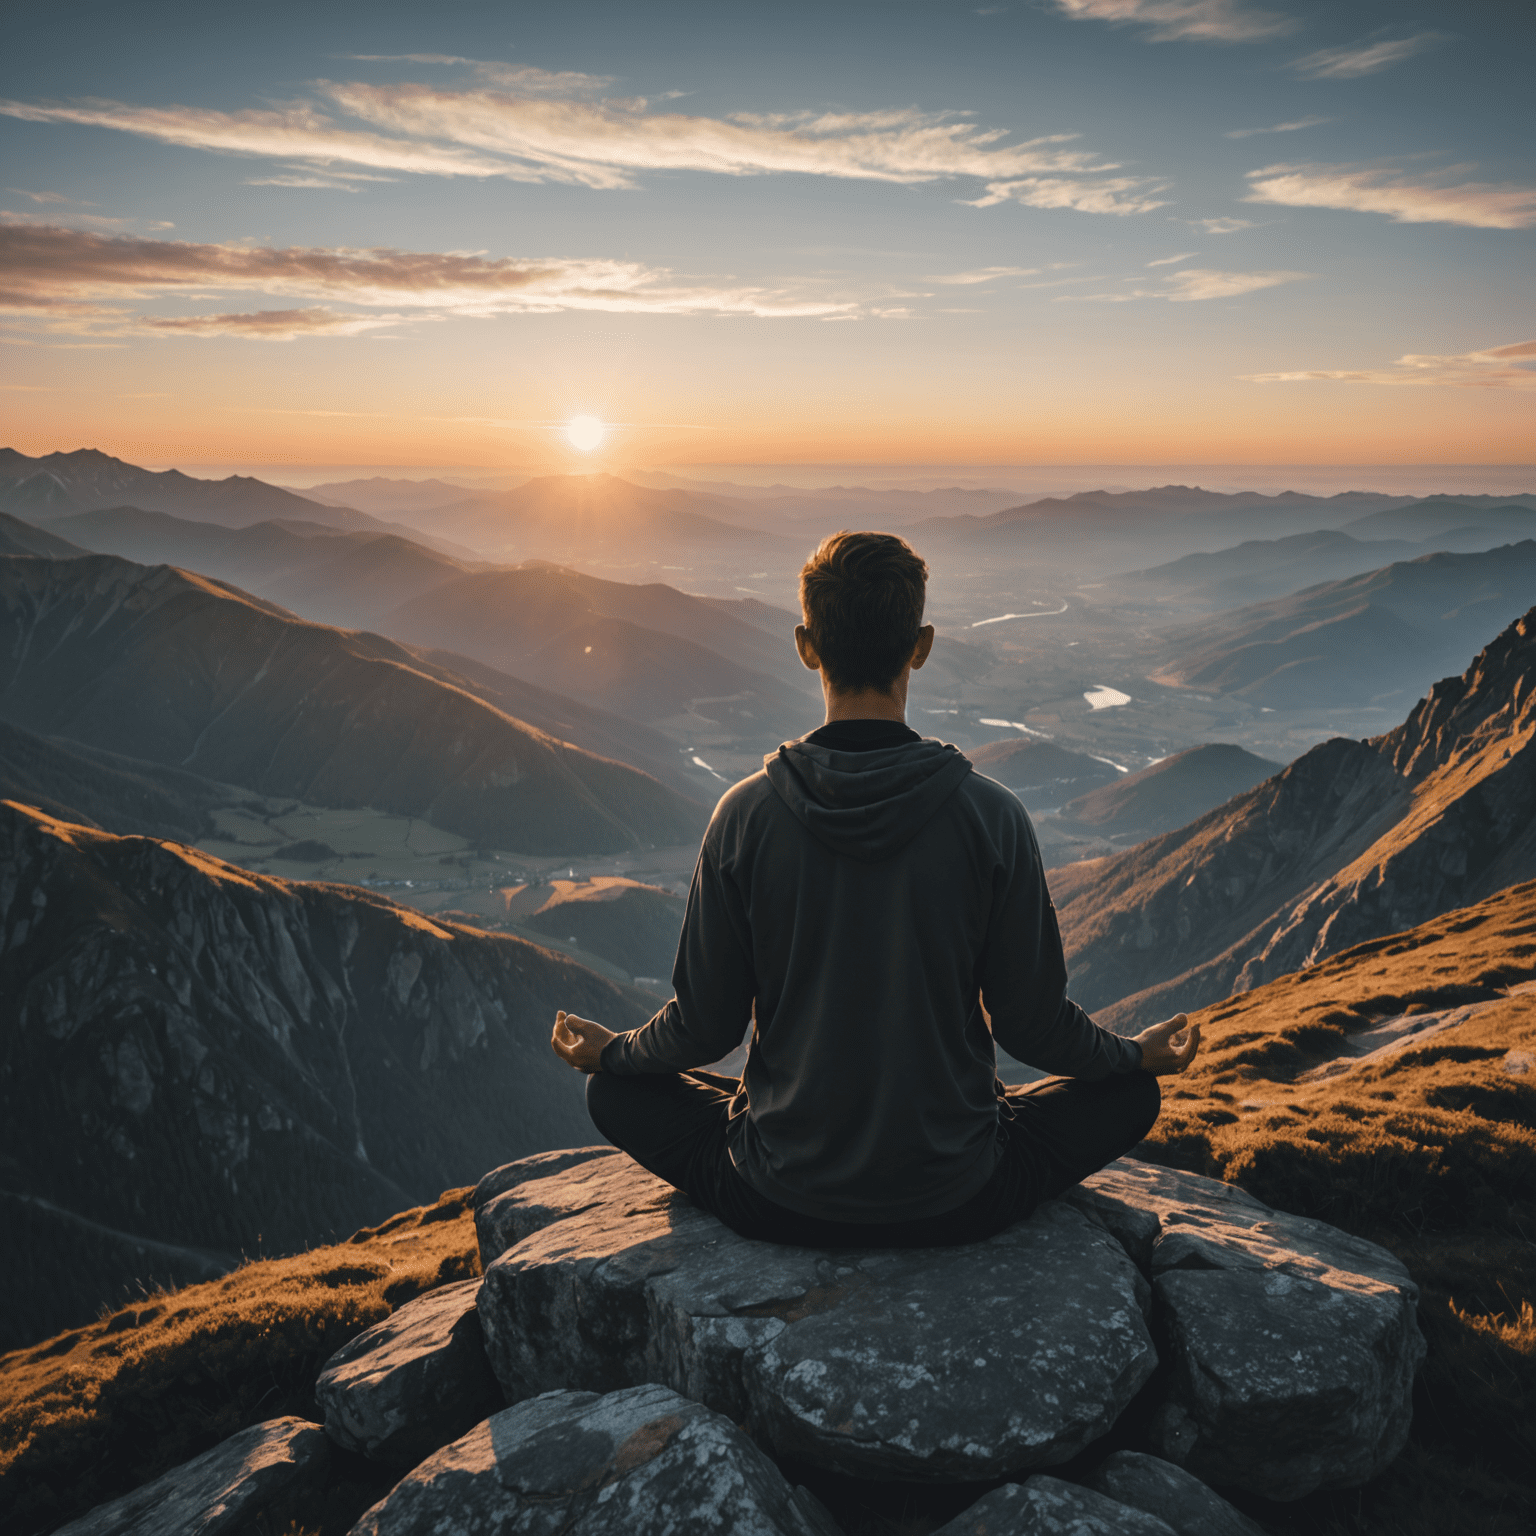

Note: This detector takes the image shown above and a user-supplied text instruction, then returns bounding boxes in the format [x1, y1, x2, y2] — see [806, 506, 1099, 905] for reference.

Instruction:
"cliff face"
[1056, 606, 1536, 1031]
[0, 800, 648, 1348]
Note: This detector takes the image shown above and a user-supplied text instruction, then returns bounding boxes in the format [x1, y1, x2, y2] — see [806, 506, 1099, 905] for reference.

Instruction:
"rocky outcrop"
[316, 1277, 502, 1467]
[473, 1149, 1420, 1497]
[932, 1476, 1177, 1535]
[0, 799, 650, 1350]
[53, 1417, 328, 1536]
[474, 1150, 1155, 1482]
[349, 1384, 841, 1536]
[1063, 1161, 1422, 1498]
[1087, 1451, 1267, 1536]
[1056, 605, 1536, 1031]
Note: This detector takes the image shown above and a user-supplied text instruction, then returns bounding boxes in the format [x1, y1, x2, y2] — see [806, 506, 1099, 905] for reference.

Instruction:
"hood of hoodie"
[763, 737, 973, 861]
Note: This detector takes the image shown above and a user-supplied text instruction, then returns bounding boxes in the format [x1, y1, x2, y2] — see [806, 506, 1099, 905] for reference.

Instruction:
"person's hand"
[551, 1010, 617, 1074]
[1133, 1013, 1201, 1076]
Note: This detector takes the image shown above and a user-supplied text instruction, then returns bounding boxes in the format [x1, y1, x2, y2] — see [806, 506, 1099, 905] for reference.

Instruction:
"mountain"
[1053, 744, 1282, 842]
[969, 738, 1124, 805]
[0, 798, 651, 1350]
[0, 510, 85, 560]
[1149, 542, 1536, 710]
[1112, 529, 1423, 609]
[383, 561, 814, 737]
[407, 473, 790, 555]
[298, 476, 498, 513]
[1345, 497, 1536, 544]
[1054, 604, 1536, 1032]
[0, 555, 704, 854]
[0, 718, 238, 841]
[513, 876, 686, 983]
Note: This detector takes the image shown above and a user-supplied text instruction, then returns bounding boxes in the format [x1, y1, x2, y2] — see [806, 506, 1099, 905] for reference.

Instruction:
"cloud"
[1245, 163, 1536, 229]
[6, 187, 74, 204]
[0, 221, 860, 336]
[927, 265, 1044, 284]
[1184, 215, 1257, 233]
[246, 174, 363, 191]
[1146, 250, 1197, 265]
[1292, 32, 1447, 80]
[1060, 267, 1307, 301]
[345, 57, 614, 95]
[140, 307, 402, 339]
[1048, 0, 1295, 44]
[1244, 340, 1536, 389]
[0, 77, 1162, 214]
[966, 175, 1171, 214]
[1225, 116, 1329, 139]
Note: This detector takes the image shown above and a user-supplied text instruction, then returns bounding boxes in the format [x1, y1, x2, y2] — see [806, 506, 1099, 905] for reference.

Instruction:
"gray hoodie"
[600, 728, 1141, 1223]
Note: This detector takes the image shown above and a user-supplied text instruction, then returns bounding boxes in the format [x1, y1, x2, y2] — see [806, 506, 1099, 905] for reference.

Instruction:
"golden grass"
[0, 1187, 479, 1536]
[1138, 877, 1536, 1535]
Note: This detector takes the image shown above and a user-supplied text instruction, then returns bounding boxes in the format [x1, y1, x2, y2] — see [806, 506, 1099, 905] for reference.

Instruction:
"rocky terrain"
[0, 799, 655, 1348]
[0, 554, 704, 854]
[1056, 605, 1536, 1031]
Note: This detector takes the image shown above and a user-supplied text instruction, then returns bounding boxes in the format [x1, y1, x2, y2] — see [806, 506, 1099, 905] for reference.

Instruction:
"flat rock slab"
[349, 1383, 842, 1536]
[316, 1276, 501, 1467]
[56, 1416, 328, 1536]
[475, 1151, 1155, 1483]
[1087, 1451, 1267, 1536]
[1063, 1160, 1424, 1499]
[932, 1476, 1177, 1535]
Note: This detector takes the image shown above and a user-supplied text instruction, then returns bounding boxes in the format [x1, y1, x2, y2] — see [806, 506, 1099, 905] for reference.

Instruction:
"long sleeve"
[979, 814, 1142, 1079]
[599, 834, 756, 1074]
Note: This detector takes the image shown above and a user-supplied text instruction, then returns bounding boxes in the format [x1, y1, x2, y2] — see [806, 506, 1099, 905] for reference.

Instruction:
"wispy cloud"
[1292, 32, 1447, 80]
[0, 221, 861, 338]
[1060, 267, 1308, 301]
[6, 187, 75, 204]
[1245, 340, 1536, 389]
[1048, 0, 1295, 44]
[1225, 116, 1329, 139]
[345, 57, 614, 95]
[0, 71, 1163, 216]
[965, 175, 1170, 214]
[927, 264, 1045, 284]
[1182, 215, 1257, 233]
[1245, 163, 1536, 229]
[1146, 250, 1197, 265]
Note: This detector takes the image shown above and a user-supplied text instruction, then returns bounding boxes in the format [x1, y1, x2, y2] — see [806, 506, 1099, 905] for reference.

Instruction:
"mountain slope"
[1150, 542, 1536, 710]
[1054, 743, 1282, 841]
[0, 555, 703, 854]
[969, 738, 1123, 805]
[1055, 605, 1536, 1031]
[0, 799, 652, 1350]
[0, 511, 85, 560]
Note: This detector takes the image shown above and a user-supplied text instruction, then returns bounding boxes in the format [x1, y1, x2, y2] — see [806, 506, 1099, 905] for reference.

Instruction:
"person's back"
[551, 530, 1199, 1247]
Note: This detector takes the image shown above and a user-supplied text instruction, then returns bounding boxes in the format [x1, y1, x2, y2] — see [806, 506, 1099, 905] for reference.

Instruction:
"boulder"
[1062, 1159, 1424, 1499]
[315, 1276, 502, 1467]
[474, 1144, 619, 1259]
[348, 1383, 842, 1536]
[1086, 1451, 1267, 1536]
[932, 1476, 1177, 1535]
[474, 1150, 1156, 1482]
[55, 1416, 328, 1536]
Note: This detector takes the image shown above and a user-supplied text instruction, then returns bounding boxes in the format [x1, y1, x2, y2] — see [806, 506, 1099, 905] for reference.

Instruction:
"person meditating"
[551, 529, 1200, 1248]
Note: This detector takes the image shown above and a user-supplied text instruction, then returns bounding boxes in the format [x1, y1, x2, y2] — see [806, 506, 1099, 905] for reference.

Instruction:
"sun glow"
[566, 415, 606, 452]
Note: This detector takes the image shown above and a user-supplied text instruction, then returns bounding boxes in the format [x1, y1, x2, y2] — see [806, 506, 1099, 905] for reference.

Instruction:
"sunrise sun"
[566, 415, 606, 452]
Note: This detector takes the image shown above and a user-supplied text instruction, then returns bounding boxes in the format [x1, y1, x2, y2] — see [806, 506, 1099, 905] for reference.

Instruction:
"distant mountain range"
[1150, 542, 1536, 711]
[1054, 603, 1536, 1031]
[969, 738, 1124, 805]
[0, 798, 653, 1349]
[0, 555, 704, 854]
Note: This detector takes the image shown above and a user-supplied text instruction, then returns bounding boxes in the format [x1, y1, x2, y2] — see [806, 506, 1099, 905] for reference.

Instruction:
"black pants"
[585, 1068, 1160, 1249]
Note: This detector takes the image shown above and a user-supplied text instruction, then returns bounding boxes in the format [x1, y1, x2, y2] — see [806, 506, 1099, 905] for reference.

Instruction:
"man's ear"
[909, 624, 936, 672]
[794, 624, 822, 673]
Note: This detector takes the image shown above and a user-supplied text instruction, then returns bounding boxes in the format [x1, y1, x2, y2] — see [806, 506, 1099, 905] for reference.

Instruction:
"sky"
[3, 0, 1533, 474]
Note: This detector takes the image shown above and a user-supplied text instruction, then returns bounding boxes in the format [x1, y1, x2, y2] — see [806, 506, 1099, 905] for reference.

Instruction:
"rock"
[1063, 1159, 1424, 1499]
[315, 1277, 502, 1467]
[474, 1146, 619, 1259]
[932, 1476, 1177, 1535]
[348, 1383, 842, 1536]
[475, 1151, 1156, 1482]
[1086, 1451, 1267, 1536]
[55, 1416, 328, 1536]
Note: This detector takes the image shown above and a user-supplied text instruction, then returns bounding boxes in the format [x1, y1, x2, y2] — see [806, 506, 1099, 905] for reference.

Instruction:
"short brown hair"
[799, 530, 928, 692]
